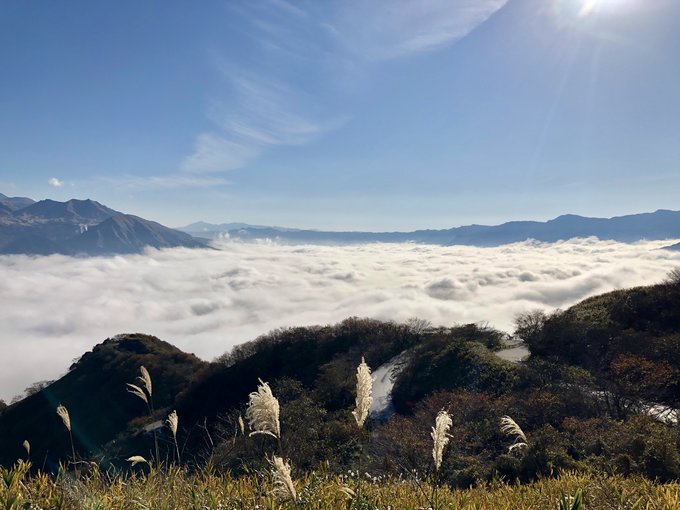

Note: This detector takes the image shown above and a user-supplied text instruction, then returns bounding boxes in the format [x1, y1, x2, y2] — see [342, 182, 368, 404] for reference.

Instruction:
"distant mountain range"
[179, 209, 680, 247]
[0, 193, 205, 255]
[3, 191, 679, 256]
[178, 221, 301, 237]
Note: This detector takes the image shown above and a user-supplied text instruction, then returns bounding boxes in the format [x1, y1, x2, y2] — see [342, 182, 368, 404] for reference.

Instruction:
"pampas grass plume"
[167, 410, 178, 440]
[431, 410, 452, 471]
[22, 440, 30, 457]
[138, 366, 153, 397]
[352, 357, 373, 428]
[269, 455, 297, 502]
[126, 383, 149, 404]
[339, 486, 356, 499]
[246, 379, 281, 438]
[500, 415, 528, 452]
[56, 404, 71, 432]
[126, 456, 148, 466]
[127, 365, 159, 463]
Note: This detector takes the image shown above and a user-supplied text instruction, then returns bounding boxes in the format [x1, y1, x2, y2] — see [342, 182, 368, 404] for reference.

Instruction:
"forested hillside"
[1, 277, 679, 485]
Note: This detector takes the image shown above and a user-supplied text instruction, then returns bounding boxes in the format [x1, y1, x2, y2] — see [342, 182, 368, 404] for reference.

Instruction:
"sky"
[1, 238, 679, 401]
[1, 0, 679, 230]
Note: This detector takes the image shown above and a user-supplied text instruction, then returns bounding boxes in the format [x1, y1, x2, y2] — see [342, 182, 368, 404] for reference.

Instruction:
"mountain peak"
[69, 214, 206, 255]
[0, 192, 36, 211]
[0, 195, 207, 255]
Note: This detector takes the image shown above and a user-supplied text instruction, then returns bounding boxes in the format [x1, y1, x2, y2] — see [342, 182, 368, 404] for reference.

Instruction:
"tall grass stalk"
[127, 366, 159, 464]
[351, 357, 373, 507]
[167, 410, 180, 463]
[430, 410, 453, 509]
[56, 404, 77, 477]
[268, 455, 297, 504]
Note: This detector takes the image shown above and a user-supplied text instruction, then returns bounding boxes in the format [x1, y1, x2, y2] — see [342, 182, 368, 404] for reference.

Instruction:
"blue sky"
[1, 0, 679, 230]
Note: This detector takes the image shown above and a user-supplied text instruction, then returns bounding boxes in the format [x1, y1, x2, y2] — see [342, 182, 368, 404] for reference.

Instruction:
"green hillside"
[0, 334, 206, 468]
[1, 279, 679, 486]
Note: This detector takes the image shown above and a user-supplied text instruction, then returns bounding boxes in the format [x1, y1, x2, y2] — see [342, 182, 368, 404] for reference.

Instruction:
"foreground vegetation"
[2, 275, 680, 506]
[3, 461, 680, 510]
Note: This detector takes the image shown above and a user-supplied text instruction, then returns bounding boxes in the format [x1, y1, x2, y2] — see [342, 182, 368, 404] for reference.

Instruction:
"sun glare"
[577, 0, 633, 18]
[579, 0, 598, 17]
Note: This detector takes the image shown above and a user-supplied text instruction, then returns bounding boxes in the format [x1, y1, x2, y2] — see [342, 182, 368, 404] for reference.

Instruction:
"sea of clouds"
[1, 238, 679, 401]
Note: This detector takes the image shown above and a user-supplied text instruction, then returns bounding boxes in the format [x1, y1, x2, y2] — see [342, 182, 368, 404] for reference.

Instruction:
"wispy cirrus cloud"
[333, 0, 510, 60]
[181, 134, 259, 174]
[180, 0, 509, 174]
[182, 72, 346, 173]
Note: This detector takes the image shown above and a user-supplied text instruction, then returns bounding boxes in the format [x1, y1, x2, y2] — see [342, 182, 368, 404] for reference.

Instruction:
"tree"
[610, 353, 678, 409]
[513, 310, 547, 348]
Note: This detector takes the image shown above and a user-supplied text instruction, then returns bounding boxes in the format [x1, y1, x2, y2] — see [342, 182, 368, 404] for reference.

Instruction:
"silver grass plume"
[167, 409, 181, 462]
[137, 366, 152, 397]
[127, 365, 158, 464]
[22, 440, 30, 458]
[431, 410, 452, 471]
[500, 415, 528, 452]
[238, 414, 245, 435]
[166, 410, 178, 440]
[246, 379, 281, 438]
[339, 486, 356, 500]
[269, 455, 297, 502]
[508, 442, 527, 453]
[352, 357, 373, 428]
[126, 383, 149, 404]
[56, 404, 71, 432]
[126, 456, 148, 466]
[57, 403, 78, 475]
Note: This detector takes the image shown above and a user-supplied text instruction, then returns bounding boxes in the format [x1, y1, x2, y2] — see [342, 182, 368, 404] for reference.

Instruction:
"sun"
[577, 0, 630, 17]
[552, 0, 636, 23]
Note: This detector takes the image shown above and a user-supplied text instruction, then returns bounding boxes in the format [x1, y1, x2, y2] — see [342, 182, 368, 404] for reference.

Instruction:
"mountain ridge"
[0, 194, 206, 255]
[70, 214, 206, 255]
[183, 208, 680, 246]
[16, 198, 120, 223]
[0, 192, 36, 211]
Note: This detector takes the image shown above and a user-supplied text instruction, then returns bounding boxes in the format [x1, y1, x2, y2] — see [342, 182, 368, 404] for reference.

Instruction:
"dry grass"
[2, 461, 680, 510]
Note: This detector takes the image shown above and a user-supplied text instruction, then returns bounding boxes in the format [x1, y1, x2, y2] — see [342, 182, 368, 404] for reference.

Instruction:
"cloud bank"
[1, 238, 679, 401]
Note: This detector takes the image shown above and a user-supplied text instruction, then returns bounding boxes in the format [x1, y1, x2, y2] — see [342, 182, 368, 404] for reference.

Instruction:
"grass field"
[2, 461, 680, 510]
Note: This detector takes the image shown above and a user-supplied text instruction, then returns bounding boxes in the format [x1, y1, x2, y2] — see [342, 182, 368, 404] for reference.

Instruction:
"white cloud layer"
[1, 238, 679, 401]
